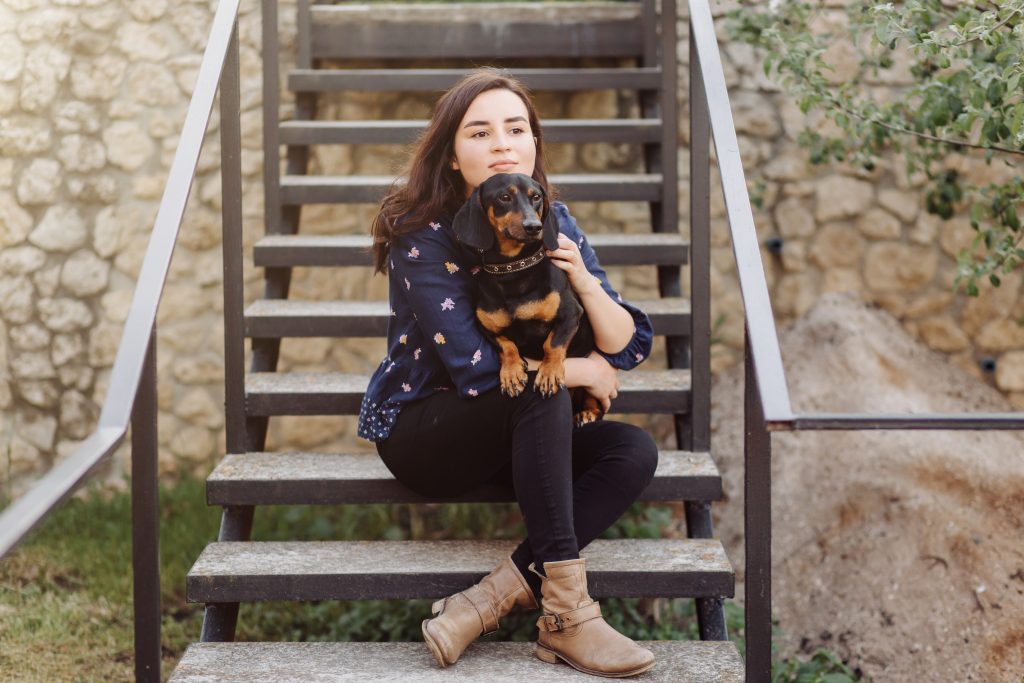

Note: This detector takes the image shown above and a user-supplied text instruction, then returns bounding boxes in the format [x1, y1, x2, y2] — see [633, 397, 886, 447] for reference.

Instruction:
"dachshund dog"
[453, 172, 603, 426]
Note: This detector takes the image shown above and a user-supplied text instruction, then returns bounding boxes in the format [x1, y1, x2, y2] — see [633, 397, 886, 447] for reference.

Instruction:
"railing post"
[131, 330, 161, 683]
[744, 328, 772, 682]
[689, 14, 711, 453]
[222, 16, 246, 456]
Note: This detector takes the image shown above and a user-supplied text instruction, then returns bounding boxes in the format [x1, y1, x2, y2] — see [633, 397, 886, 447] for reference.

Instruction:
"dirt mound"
[709, 293, 1024, 682]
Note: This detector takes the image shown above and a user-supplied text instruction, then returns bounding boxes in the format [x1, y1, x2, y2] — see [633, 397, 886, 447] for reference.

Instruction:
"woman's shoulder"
[550, 201, 582, 235]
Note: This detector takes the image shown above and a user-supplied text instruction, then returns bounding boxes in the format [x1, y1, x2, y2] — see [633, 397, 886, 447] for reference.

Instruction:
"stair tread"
[280, 118, 662, 145]
[281, 173, 662, 186]
[247, 369, 689, 395]
[170, 641, 744, 682]
[186, 538, 734, 601]
[244, 369, 691, 416]
[252, 232, 689, 267]
[288, 66, 663, 92]
[246, 297, 689, 317]
[206, 450, 722, 504]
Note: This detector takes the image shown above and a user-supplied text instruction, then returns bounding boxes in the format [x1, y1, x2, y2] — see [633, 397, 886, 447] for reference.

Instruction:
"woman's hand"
[581, 352, 619, 414]
[546, 233, 601, 296]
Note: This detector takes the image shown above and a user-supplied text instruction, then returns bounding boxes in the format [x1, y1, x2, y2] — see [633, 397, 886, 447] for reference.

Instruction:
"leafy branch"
[728, 0, 1024, 297]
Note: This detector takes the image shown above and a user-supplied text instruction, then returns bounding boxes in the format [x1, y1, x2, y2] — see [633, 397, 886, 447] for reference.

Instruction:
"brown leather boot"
[422, 556, 538, 667]
[531, 558, 655, 678]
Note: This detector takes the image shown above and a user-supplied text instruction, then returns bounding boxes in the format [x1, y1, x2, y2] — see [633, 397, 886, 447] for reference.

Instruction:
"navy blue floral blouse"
[357, 201, 654, 443]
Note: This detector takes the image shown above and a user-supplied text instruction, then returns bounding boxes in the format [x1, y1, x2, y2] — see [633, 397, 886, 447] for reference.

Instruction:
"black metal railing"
[0, 0, 244, 680]
[686, 1, 1024, 681]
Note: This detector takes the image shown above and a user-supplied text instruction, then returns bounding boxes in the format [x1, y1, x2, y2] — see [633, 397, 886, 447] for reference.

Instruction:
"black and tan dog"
[453, 172, 603, 425]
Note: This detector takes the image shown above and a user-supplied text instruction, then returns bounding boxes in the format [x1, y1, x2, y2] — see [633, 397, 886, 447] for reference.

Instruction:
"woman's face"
[451, 88, 537, 197]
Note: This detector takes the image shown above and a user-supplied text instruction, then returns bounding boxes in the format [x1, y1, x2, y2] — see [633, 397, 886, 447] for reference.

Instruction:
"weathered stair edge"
[186, 538, 734, 603]
[206, 450, 723, 505]
[170, 641, 745, 683]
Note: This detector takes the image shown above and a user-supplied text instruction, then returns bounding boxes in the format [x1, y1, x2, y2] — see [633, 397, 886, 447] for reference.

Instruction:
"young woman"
[359, 68, 658, 678]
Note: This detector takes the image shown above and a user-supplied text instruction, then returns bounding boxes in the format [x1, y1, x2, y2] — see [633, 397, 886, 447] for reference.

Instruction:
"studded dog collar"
[480, 246, 546, 275]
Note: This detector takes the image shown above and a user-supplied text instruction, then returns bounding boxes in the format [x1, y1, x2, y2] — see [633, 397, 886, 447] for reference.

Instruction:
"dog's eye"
[530, 194, 542, 204]
[499, 193, 511, 202]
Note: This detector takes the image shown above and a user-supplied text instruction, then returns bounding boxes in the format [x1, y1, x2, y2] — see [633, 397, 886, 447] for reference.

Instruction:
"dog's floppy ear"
[541, 193, 560, 252]
[452, 187, 494, 252]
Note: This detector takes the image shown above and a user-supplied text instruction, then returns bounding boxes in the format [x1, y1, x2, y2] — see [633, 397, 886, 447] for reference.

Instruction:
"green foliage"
[727, 0, 1024, 297]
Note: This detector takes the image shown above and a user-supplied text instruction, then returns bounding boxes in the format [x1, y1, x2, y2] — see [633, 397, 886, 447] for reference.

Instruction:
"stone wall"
[1, 0, 1021, 496]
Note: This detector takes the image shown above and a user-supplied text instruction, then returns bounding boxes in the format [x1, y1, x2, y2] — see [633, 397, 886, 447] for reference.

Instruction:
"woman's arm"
[524, 352, 620, 412]
[546, 233, 634, 354]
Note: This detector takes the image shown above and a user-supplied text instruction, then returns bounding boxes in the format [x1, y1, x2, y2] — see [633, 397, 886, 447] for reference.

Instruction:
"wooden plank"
[186, 538, 734, 602]
[279, 119, 662, 146]
[279, 174, 663, 204]
[244, 297, 690, 338]
[171, 641, 745, 683]
[206, 449, 722, 505]
[244, 369, 691, 416]
[288, 67, 663, 93]
[310, 4, 643, 59]
[253, 233, 689, 268]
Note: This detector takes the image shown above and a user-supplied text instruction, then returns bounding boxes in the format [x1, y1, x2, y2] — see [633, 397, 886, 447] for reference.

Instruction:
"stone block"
[15, 410, 57, 451]
[975, 319, 1024, 353]
[0, 245, 46, 275]
[863, 243, 938, 293]
[103, 120, 153, 171]
[856, 208, 901, 240]
[70, 54, 126, 101]
[995, 350, 1024, 392]
[60, 250, 110, 297]
[814, 176, 874, 222]
[917, 315, 970, 353]
[38, 297, 93, 332]
[0, 192, 33, 247]
[810, 223, 864, 269]
[17, 158, 62, 205]
[877, 188, 919, 223]
[775, 197, 816, 239]
[56, 133, 106, 172]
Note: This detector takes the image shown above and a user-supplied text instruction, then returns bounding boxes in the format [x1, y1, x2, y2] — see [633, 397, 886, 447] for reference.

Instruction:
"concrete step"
[280, 118, 662, 145]
[253, 232, 689, 268]
[245, 369, 691, 416]
[186, 538, 734, 603]
[170, 641, 744, 682]
[279, 173, 664, 204]
[289, 67, 663, 93]
[206, 450, 722, 505]
[244, 297, 691, 338]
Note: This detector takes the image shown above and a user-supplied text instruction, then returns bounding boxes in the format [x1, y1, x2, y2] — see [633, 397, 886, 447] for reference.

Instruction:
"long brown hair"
[370, 68, 553, 273]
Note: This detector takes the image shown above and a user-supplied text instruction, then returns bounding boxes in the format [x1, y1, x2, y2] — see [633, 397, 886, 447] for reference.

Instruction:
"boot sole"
[534, 643, 655, 678]
[421, 619, 451, 668]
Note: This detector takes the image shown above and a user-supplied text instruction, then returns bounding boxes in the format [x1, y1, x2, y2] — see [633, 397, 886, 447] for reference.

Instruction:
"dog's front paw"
[500, 358, 529, 397]
[534, 361, 565, 398]
[574, 408, 602, 427]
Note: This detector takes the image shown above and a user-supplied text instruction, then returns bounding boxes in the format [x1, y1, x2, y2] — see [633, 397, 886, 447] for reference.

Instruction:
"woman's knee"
[630, 428, 659, 484]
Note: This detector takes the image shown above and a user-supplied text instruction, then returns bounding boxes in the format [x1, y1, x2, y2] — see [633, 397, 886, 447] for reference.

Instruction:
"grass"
[0, 476, 863, 682]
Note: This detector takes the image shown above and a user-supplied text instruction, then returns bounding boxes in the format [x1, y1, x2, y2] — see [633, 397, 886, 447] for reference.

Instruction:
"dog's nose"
[523, 218, 542, 233]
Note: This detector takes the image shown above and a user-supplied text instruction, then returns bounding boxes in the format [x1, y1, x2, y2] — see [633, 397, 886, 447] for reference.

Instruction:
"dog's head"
[453, 173, 559, 255]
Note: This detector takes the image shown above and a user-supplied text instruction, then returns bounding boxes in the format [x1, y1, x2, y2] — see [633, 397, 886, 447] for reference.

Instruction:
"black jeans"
[377, 373, 658, 602]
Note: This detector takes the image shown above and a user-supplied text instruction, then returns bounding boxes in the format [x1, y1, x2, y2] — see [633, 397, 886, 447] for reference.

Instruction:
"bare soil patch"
[710, 294, 1024, 682]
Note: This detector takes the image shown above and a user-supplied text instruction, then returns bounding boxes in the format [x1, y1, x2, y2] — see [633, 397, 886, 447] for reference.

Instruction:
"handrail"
[0, 0, 241, 559]
[687, 0, 795, 427]
[0, 0, 242, 679]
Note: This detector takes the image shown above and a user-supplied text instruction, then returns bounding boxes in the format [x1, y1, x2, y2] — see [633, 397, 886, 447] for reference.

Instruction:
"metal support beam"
[131, 332, 160, 683]
[744, 330, 771, 683]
